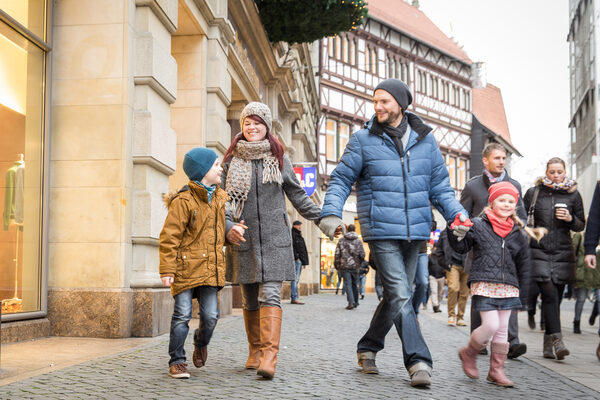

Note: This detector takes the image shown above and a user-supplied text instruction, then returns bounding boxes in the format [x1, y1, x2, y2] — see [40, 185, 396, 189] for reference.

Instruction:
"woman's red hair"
[224, 115, 285, 170]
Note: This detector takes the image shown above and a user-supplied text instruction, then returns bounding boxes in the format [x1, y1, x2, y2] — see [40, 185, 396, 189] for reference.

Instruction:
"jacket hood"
[343, 231, 360, 240]
[535, 177, 578, 193]
[365, 111, 432, 141]
[163, 185, 190, 207]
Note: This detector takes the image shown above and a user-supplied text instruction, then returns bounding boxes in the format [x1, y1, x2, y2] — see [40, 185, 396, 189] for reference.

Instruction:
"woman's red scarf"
[485, 209, 514, 238]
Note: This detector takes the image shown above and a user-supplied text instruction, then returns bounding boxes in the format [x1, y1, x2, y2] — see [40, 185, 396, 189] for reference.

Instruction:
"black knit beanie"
[374, 79, 412, 110]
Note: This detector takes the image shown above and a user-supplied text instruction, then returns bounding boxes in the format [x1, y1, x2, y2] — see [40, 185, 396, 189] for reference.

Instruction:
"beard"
[377, 108, 403, 126]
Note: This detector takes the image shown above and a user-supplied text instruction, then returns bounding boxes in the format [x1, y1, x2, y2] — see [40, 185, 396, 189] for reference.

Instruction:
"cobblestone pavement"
[1, 293, 599, 399]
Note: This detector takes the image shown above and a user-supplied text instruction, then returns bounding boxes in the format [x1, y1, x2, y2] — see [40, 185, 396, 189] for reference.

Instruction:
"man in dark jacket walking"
[460, 143, 528, 359]
[291, 220, 308, 305]
[334, 224, 365, 310]
[319, 79, 471, 387]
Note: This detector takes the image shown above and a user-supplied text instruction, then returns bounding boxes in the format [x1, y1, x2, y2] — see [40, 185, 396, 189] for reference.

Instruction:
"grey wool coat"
[222, 154, 321, 284]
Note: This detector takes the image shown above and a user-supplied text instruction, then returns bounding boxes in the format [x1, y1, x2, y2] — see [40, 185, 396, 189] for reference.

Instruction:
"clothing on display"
[2, 154, 25, 314]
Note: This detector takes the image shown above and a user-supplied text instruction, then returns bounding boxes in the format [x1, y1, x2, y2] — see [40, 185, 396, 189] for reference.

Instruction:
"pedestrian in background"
[358, 259, 370, 300]
[160, 148, 242, 379]
[583, 179, 600, 360]
[460, 143, 528, 358]
[449, 182, 544, 388]
[290, 220, 308, 305]
[334, 224, 365, 309]
[429, 240, 449, 313]
[222, 102, 333, 379]
[572, 232, 600, 335]
[524, 157, 585, 360]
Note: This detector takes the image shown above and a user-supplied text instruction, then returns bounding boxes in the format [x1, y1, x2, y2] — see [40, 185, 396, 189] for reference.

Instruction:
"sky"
[417, 0, 571, 190]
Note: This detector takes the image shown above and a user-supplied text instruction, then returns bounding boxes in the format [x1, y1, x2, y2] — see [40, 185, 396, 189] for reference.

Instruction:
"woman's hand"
[227, 220, 248, 246]
[585, 254, 597, 269]
[555, 208, 572, 222]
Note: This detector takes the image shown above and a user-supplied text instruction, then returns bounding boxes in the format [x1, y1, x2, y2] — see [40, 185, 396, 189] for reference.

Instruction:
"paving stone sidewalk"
[1, 293, 599, 399]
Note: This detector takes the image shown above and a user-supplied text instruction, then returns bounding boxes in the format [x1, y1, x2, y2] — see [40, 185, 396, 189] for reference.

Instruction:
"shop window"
[0, 16, 46, 315]
[326, 119, 337, 161]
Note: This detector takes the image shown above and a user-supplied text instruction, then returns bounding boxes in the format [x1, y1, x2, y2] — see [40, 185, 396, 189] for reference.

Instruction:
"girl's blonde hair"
[485, 206, 547, 242]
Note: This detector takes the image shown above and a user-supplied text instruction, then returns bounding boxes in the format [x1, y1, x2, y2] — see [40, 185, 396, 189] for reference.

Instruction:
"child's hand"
[227, 220, 248, 246]
[161, 276, 173, 287]
[450, 213, 473, 241]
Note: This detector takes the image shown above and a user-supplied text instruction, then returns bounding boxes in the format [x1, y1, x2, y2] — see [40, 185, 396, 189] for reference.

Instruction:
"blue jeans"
[343, 269, 360, 306]
[412, 252, 429, 314]
[357, 240, 432, 373]
[291, 259, 303, 301]
[168, 286, 219, 366]
[359, 275, 367, 296]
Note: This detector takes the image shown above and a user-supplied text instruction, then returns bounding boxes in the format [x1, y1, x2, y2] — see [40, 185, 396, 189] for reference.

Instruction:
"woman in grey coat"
[222, 102, 333, 379]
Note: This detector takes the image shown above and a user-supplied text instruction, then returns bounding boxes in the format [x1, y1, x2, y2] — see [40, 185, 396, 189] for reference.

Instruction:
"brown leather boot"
[458, 337, 487, 379]
[486, 342, 514, 387]
[257, 306, 282, 379]
[243, 309, 261, 369]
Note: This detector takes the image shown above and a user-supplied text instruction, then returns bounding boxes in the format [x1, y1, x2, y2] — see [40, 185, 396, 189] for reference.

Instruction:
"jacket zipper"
[407, 151, 411, 173]
[213, 197, 219, 286]
[501, 238, 505, 282]
[400, 155, 411, 242]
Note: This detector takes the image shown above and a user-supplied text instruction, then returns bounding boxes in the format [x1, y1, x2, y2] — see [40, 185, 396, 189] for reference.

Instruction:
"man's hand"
[585, 254, 597, 269]
[450, 213, 473, 242]
[227, 220, 248, 246]
[161, 276, 174, 287]
[318, 216, 345, 240]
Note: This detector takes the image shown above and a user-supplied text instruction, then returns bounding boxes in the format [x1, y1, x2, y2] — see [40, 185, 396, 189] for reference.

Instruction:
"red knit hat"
[488, 181, 519, 204]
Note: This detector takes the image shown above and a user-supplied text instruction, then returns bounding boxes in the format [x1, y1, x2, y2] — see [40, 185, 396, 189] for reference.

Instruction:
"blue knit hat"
[183, 148, 218, 182]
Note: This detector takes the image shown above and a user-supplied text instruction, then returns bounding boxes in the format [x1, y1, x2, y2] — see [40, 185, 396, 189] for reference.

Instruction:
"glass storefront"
[0, 2, 47, 317]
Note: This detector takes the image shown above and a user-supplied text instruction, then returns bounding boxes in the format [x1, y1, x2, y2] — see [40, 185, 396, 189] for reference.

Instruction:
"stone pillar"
[49, 0, 138, 338]
[130, 0, 178, 337]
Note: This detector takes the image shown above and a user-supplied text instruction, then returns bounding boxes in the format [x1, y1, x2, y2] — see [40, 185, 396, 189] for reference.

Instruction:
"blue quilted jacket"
[321, 113, 467, 242]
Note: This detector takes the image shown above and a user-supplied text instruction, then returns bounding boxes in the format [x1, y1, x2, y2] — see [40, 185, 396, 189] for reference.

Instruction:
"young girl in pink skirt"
[448, 181, 545, 387]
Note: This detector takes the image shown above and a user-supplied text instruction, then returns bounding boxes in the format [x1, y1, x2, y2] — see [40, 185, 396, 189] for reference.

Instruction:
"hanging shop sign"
[293, 166, 316, 196]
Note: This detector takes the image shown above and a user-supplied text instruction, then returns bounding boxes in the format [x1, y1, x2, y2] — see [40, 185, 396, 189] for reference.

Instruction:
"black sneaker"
[345, 304, 355, 310]
[507, 343, 527, 359]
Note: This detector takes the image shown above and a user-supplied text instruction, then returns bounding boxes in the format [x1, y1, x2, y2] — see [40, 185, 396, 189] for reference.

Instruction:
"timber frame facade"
[317, 13, 473, 196]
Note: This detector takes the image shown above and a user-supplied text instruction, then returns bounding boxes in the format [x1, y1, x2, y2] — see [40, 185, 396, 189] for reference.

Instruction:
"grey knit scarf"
[226, 139, 283, 219]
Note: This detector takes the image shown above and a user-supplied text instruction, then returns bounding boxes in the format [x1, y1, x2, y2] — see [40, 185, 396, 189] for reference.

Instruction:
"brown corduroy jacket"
[159, 182, 229, 296]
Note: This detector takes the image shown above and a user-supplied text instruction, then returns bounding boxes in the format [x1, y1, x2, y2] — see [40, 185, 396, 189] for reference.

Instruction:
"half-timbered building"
[316, 0, 474, 289]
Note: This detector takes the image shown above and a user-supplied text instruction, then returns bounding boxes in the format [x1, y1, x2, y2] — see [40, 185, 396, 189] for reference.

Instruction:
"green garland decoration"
[255, 0, 368, 44]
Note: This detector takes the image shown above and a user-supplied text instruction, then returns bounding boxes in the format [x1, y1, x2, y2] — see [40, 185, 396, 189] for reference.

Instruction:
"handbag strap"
[527, 186, 541, 227]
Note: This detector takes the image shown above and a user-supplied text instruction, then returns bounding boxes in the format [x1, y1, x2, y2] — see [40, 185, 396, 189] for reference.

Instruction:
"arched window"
[364, 47, 370, 72]
[349, 39, 356, 66]
[388, 57, 394, 78]
[335, 36, 341, 59]
[371, 47, 377, 75]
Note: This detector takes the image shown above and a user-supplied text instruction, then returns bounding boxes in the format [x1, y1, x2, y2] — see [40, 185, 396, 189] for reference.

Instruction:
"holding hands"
[318, 215, 346, 240]
[450, 213, 473, 241]
[227, 220, 248, 246]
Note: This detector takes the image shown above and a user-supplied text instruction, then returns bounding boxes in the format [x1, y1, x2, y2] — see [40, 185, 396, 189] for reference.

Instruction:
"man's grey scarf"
[226, 139, 283, 219]
[385, 115, 409, 157]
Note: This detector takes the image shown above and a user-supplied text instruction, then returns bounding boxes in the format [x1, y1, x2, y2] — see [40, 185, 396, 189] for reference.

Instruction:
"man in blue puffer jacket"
[319, 79, 470, 388]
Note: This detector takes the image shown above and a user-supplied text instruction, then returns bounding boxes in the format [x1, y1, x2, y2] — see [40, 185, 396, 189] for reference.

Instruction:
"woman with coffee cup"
[523, 157, 585, 360]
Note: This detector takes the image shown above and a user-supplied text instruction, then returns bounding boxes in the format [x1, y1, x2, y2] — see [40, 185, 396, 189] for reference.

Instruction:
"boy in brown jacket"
[159, 147, 245, 379]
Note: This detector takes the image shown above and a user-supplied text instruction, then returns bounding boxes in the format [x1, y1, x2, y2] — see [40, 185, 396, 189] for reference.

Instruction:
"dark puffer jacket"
[292, 227, 309, 265]
[523, 178, 585, 285]
[447, 214, 531, 308]
[334, 232, 365, 270]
